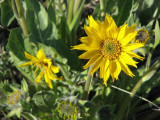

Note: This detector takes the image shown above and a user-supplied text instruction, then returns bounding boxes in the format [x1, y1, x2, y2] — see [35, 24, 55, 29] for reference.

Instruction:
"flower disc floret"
[100, 38, 121, 60]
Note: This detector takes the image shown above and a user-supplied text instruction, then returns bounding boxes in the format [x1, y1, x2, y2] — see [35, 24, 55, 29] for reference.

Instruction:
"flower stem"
[116, 60, 160, 120]
[14, 0, 29, 36]
[83, 67, 93, 100]
[100, 0, 105, 19]
[59, 64, 70, 82]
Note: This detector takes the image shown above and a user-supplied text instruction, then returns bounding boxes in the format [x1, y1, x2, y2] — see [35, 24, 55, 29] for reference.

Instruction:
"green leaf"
[7, 28, 29, 60]
[146, 20, 154, 30]
[21, 79, 28, 94]
[154, 20, 160, 49]
[114, 0, 132, 26]
[1, 0, 14, 26]
[25, 0, 81, 70]
[6, 109, 17, 118]
[16, 108, 21, 118]
[25, 0, 53, 43]
[21, 112, 39, 120]
[142, 60, 160, 83]
[47, 2, 57, 24]
[32, 91, 57, 112]
[69, 0, 85, 31]
[7, 28, 34, 82]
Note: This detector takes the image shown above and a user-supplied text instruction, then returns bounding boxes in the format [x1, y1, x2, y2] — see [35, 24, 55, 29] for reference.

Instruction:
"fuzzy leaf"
[32, 91, 56, 112]
[1, 0, 14, 26]
[7, 28, 34, 82]
[6, 109, 17, 118]
[154, 20, 160, 49]
[25, 0, 81, 70]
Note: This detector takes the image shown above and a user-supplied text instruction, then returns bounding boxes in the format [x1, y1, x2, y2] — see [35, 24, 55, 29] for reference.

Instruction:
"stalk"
[83, 67, 93, 100]
[58, 64, 70, 82]
[14, 0, 29, 36]
[100, 0, 105, 19]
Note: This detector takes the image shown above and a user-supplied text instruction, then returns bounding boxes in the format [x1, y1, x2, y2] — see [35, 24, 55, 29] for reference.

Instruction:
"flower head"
[58, 101, 78, 120]
[19, 49, 63, 89]
[72, 15, 144, 85]
[7, 90, 21, 106]
[133, 29, 150, 44]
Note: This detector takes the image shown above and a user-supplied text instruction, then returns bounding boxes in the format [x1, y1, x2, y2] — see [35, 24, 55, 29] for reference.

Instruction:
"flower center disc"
[100, 38, 121, 60]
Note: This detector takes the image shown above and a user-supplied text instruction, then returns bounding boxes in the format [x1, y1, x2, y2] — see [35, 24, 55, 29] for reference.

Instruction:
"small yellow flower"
[133, 29, 150, 44]
[19, 49, 63, 89]
[72, 15, 144, 86]
[58, 101, 78, 120]
[7, 90, 21, 105]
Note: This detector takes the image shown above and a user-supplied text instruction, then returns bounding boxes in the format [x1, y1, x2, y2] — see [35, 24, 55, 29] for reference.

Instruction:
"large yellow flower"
[19, 49, 63, 89]
[72, 15, 144, 86]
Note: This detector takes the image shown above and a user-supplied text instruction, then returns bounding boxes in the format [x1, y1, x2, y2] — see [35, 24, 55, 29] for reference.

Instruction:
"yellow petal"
[100, 59, 107, 78]
[125, 43, 144, 51]
[79, 50, 100, 59]
[121, 53, 138, 68]
[104, 15, 117, 28]
[118, 58, 134, 77]
[35, 71, 44, 82]
[103, 68, 110, 86]
[18, 61, 34, 67]
[36, 49, 46, 60]
[83, 54, 101, 69]
[90, 55, 103, 75]
[109, 60, 121, 80]
[96, 20, 107, 38]
[80, 36, 101, 50]
[88, 15, 98, 28]
[72, 44, 88, 51]
[25, 52, 37, 60]
[127, 51, 145, 61]
[44, 73, 53, 89]
[104, 59, 110, 71]
[120, 31, 137, 46]
[117, 23, 127, 40]
[84, 26, 103, 41]
[48, 69, 63, 80]
[124, 23, 136, 37]
[106, 27, 119, 40]
[51, 65, 60, 73]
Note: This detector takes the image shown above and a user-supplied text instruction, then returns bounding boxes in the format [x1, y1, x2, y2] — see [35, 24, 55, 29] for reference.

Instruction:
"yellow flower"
[133, 29, 150, 44]
[72, 15, 144, 86]
[19, 49, 63, 89]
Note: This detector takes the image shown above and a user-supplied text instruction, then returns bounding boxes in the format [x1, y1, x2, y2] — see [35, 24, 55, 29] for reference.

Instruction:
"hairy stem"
[15, 0, 29, 36]
[83, 67, 93, 100]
